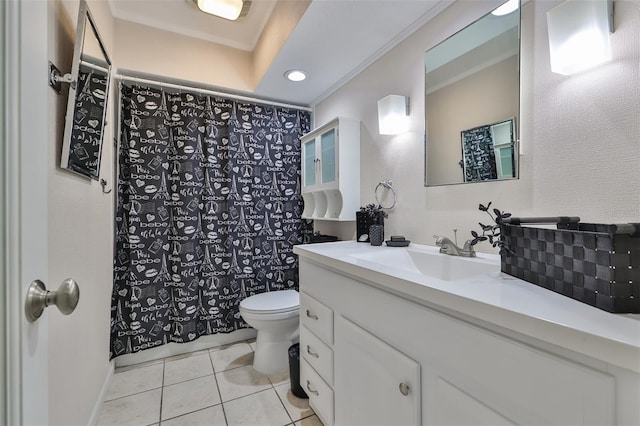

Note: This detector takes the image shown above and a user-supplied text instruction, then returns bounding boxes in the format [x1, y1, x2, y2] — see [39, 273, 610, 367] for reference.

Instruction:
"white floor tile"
[295, 414, 324, 426]
[164, 352, 214, 386]
[161, 405, 227, 426]
[209, 342, 254, 372]
[224, 389, 291, 426]
[96, 388, 161, 426]
[161, 375, 221, 421]
[269, 368, 290, 387]
[216, 364, 272, 402]
[274, 383, 314, 422]
[106, 362, 164, 401]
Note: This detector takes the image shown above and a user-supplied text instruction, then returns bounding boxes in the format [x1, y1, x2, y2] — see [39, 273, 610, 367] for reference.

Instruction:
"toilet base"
[252, 330, 293, 375]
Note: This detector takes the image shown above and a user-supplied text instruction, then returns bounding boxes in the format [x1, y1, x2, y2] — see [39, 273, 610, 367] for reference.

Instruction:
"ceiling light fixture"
[492, 0, 519, 16]
[192, 0, 247, 21]
[284, 70, 307, 82]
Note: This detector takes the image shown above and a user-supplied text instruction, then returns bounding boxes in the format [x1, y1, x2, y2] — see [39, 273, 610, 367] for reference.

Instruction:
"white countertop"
[294, 241, 640, 373]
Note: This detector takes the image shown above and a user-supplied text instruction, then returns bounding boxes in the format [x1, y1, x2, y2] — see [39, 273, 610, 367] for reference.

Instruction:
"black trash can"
[288, 343, 308, 399]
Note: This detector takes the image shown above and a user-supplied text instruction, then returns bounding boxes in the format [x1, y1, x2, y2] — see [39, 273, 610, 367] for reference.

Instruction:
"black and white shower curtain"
[110, 84, 311, 358]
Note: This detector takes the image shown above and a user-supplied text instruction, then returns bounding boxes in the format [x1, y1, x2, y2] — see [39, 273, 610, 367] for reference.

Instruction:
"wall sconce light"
[377, 95, 410, 135]
[547, 0, 614, 75]
[192, 0, 247, 21]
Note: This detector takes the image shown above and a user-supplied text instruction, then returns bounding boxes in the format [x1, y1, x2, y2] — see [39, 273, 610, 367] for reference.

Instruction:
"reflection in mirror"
[60, 0, 111, 180]
[461, 118, 515, 182]
[425, 0, 520, 186]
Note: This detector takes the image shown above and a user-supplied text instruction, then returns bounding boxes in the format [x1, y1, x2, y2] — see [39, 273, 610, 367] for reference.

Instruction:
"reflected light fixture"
[284, 70, 307, 82]
[492, 0, 519, 16]
[547, 0, 613, 75]
[193, 0, 245, 21]
[377, 95, 410, 135]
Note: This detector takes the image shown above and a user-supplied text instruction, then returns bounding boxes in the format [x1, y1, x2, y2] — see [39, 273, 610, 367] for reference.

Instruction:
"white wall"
[315, 0, 640, 250]
[48, 1, 115, 424]
[114, 18, 254, 91]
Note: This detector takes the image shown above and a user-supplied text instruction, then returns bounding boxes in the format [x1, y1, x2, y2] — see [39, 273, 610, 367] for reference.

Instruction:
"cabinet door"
[302, 138, 316, 188]
[319, 128, 336, 185]
[335, 316, 420, 426]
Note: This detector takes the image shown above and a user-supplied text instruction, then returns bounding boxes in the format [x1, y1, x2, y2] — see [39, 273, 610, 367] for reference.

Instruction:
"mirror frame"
[60, 0, 111, 180]
[424, 1, 521, 187]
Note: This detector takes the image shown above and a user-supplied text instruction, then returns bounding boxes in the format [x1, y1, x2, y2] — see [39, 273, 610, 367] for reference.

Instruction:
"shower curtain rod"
[114, 73, 313, 112]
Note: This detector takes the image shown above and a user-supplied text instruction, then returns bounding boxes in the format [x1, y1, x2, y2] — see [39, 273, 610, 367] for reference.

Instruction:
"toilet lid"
[240, 290, 299, 314]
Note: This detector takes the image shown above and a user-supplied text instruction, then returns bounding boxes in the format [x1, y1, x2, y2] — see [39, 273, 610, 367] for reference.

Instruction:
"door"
[335, 316, 421, 426]
[2, 0, 50, 424]
[302, 138, 317, 188]
[302, 127, 337, 191]
[319, 128, 336, 185]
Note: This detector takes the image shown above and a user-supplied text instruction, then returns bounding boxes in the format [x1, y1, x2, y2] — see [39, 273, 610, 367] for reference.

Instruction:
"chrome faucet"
[433, 235, 476, 257]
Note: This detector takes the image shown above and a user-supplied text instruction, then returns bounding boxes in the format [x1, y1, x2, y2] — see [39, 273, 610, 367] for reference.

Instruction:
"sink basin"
[405, 249, 497, 281]
[350, 248, 497, 281]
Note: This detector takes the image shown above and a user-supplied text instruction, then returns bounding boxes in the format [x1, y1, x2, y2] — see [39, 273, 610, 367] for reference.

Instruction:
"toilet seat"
[239, 290, 299, 315]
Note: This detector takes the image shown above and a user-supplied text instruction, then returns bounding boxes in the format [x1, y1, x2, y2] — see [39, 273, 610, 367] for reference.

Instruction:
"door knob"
[25, 278, 80, 322]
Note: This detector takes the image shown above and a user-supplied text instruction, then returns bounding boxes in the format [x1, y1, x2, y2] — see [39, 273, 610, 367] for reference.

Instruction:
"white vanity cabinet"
[297, 258, 635, 426]
[334, 316, 421, 425]
[300, 292, 335, 426]
[300, 117, 360, 221]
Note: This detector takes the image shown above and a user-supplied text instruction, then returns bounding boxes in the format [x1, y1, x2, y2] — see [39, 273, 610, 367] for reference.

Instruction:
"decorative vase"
[369, 224, 384, 246]
[356, 211, 385, 243]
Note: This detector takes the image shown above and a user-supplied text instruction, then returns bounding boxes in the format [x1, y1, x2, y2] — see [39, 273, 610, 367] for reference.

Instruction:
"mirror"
[424, 0, 520, 186]
[60, 0, 111, 180]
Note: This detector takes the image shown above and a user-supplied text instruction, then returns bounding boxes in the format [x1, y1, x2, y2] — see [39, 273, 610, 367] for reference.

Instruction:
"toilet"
[239, 289, 299, 374]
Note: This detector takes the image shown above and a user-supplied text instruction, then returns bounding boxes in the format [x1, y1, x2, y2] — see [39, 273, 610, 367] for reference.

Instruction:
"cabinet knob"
[306, 380, 319, 396]
[306, 309, 318, 320]
[306, 345, 319, 358]
[399, 382, 410, 396]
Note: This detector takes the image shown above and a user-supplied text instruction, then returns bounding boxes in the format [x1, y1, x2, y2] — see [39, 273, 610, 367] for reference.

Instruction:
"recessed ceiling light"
[284, 70, 307, 82]
[492, 0, 519, 16]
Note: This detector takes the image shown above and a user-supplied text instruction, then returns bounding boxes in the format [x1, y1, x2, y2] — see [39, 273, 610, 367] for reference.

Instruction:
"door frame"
[2, 0, 50, 424]
[1, 0, 7, 420]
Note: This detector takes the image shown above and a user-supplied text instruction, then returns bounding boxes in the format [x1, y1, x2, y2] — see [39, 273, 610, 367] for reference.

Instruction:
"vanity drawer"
[301, 325, 333, 385]
[300, 291, 333, 345]
[301, 358, 334, 426]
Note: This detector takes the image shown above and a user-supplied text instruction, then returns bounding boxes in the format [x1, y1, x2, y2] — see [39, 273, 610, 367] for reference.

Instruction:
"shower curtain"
[110, 84, 311, 358]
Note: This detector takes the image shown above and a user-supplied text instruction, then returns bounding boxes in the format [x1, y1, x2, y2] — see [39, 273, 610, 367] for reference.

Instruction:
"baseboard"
[87, 360, 115, 426]
[114, 328, 257, 368]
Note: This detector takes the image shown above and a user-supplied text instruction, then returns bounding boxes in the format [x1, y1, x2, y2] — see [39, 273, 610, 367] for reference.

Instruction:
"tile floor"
[96, 340, 323, 426]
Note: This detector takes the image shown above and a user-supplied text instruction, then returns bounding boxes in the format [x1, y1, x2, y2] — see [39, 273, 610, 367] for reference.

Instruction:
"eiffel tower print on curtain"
[110, 85, 310, 359]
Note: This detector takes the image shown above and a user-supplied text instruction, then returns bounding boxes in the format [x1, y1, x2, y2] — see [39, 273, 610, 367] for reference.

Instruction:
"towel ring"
[375, 180, 396, 210]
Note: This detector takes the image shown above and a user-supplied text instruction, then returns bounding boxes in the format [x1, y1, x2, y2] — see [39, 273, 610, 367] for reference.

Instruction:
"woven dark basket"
[500, 219, 640, 313]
